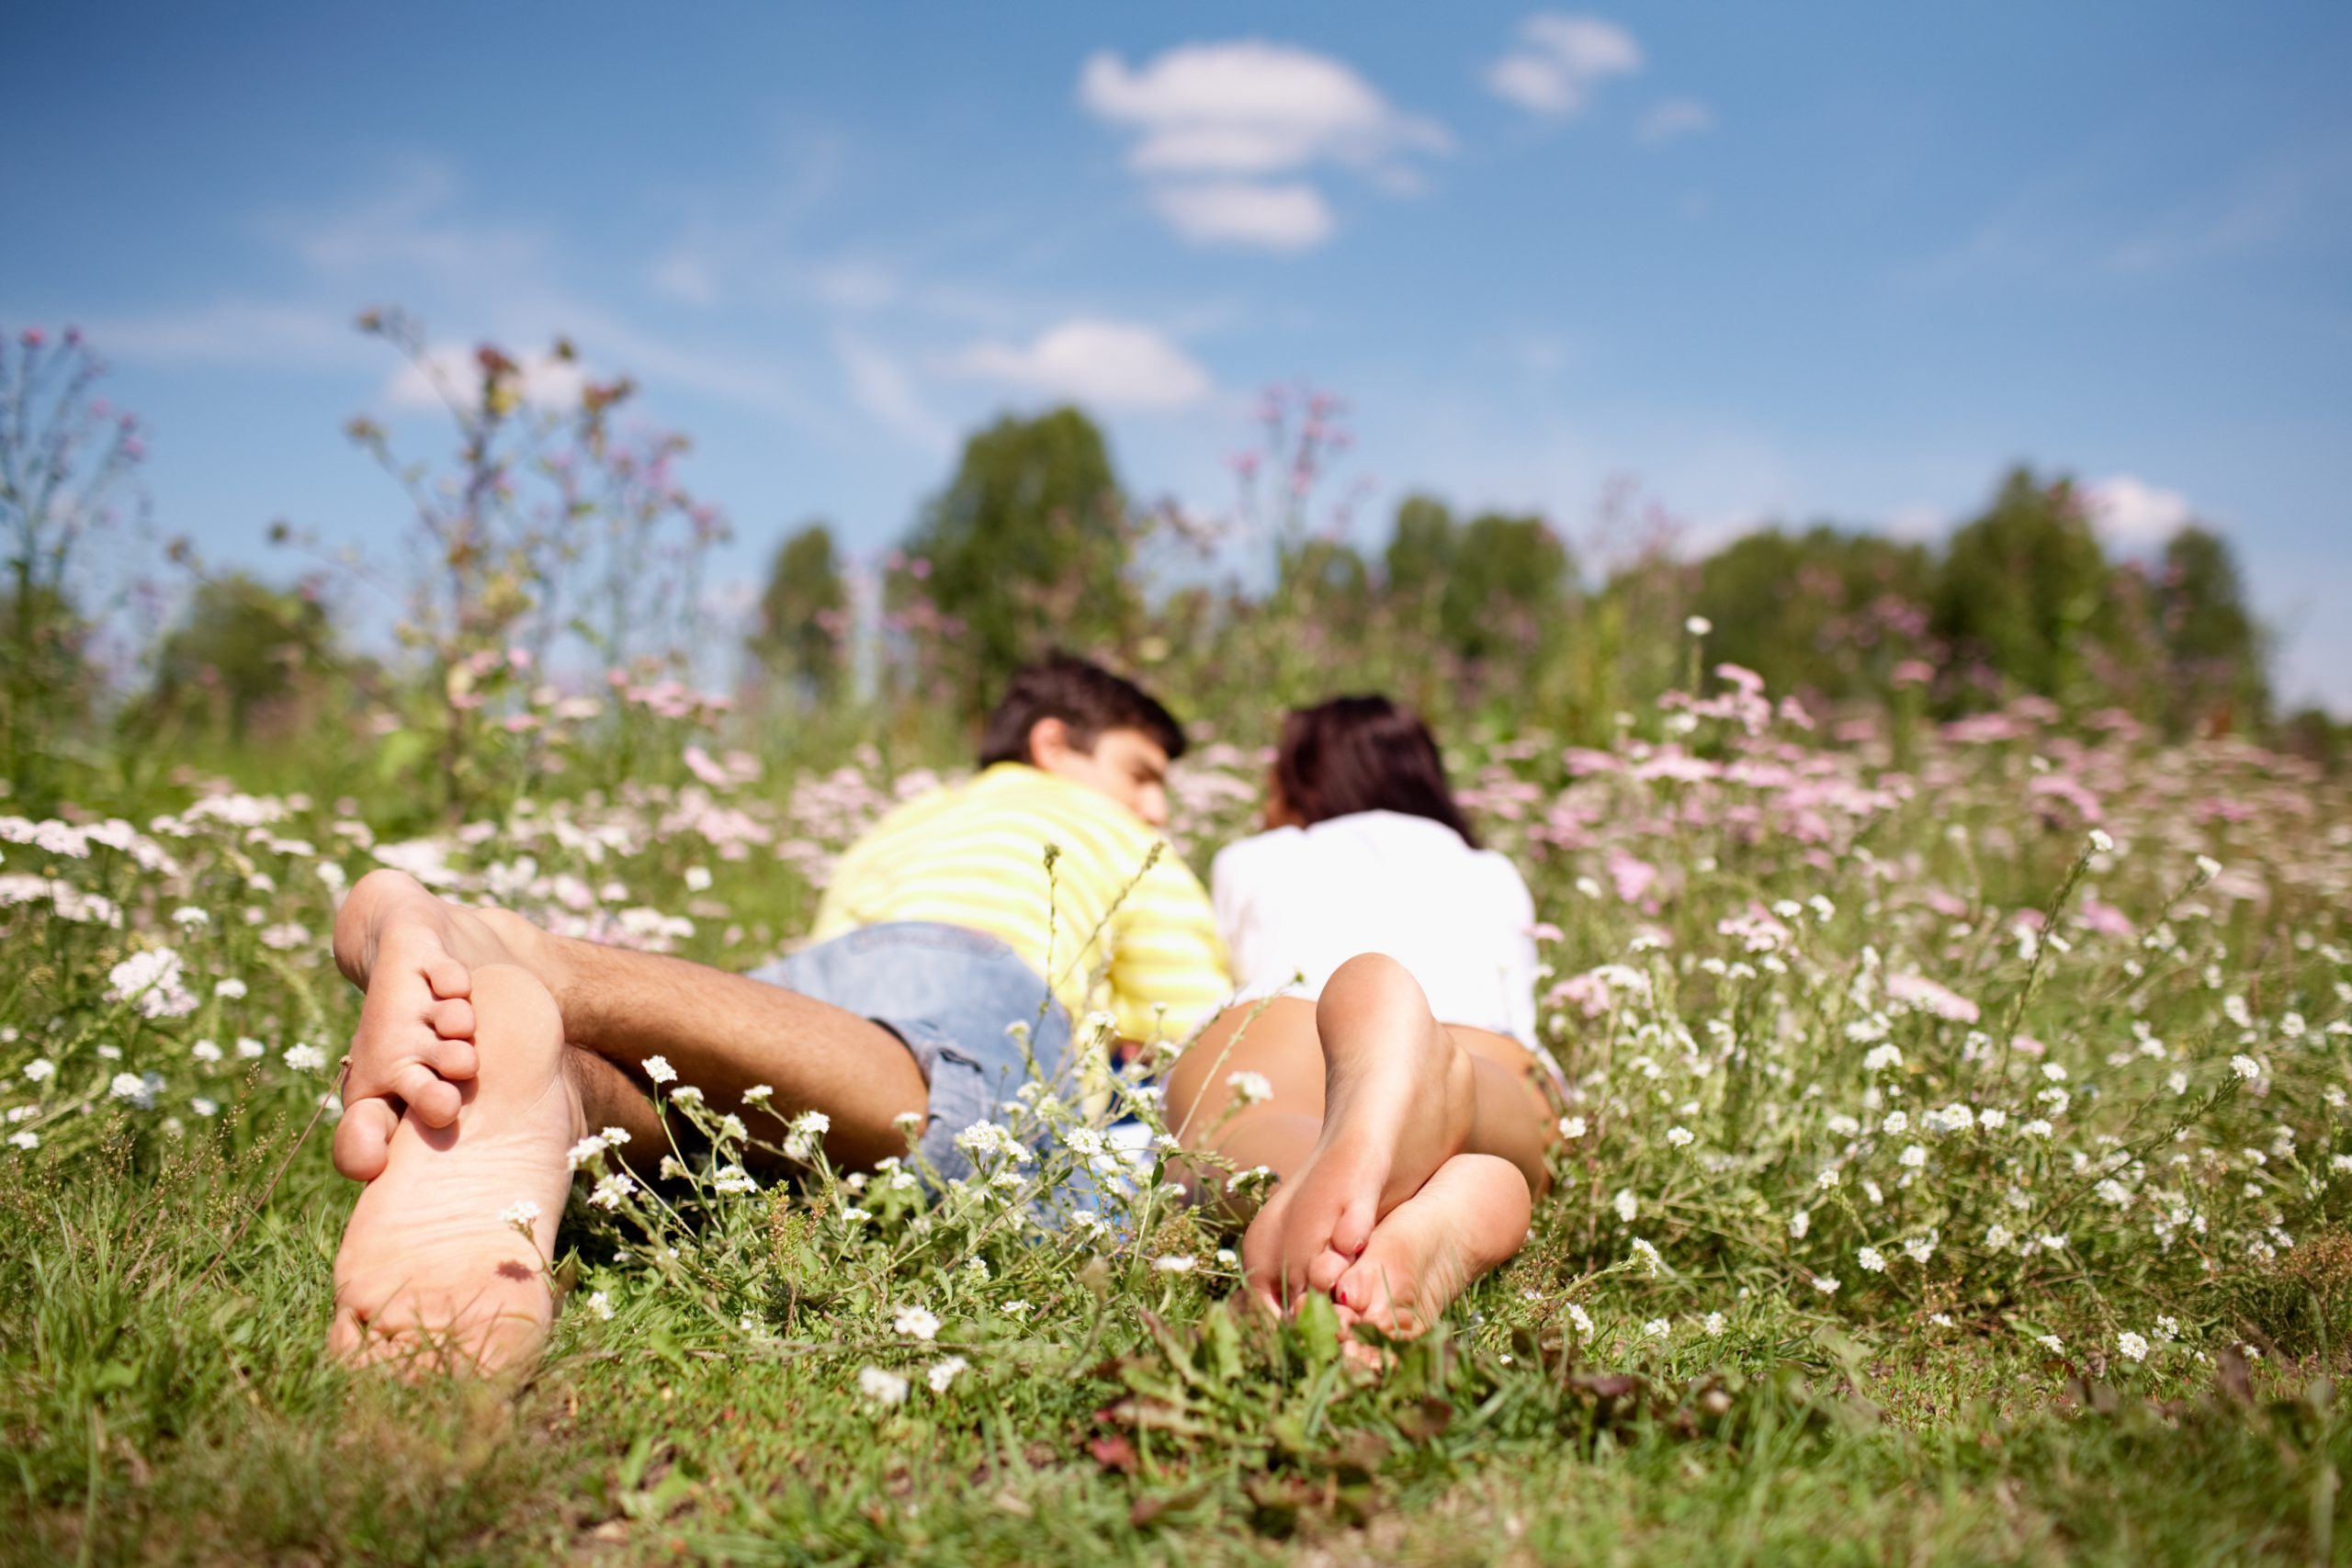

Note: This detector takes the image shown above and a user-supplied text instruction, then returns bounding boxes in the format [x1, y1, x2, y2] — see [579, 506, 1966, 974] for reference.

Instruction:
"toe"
[426, 997, 477, 1043]
[1330, 1196, 1377, 1260]
[424, 1031, 479, 1082]
[332, 1098, 396, 1181]
[1305, 1245, 1353, 1294]
[421, 952, 471, 1000]
[394, 1062, 463, 1127]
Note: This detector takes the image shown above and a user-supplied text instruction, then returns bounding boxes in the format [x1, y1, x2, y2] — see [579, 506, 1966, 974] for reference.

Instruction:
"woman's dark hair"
[1273, 694, 1477, 846]
[978, 652, 1187, 768]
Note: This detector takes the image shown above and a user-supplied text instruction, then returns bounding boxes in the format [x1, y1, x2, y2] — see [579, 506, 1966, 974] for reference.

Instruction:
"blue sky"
[7, 2, 2349, 706]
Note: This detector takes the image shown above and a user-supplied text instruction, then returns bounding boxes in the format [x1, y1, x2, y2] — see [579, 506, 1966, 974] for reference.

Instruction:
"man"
[325, 654, 1231, 1372]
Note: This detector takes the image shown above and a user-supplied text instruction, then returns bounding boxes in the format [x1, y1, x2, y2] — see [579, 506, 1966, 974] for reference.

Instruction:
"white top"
[1210, 809, 1544, 1050]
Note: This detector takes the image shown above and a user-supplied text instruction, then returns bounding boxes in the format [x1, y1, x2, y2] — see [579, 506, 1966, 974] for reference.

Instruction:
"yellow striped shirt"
[809, 763, 1231, 1043]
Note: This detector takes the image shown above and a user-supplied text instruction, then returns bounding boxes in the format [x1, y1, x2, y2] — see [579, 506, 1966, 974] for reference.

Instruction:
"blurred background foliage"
[0, 316, 2325, 824]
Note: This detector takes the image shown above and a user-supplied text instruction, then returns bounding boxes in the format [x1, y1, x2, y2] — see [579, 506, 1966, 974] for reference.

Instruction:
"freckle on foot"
[329, 964, 582, 1378]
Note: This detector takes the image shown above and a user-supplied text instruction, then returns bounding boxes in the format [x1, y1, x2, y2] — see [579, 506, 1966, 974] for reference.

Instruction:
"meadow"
[4, 655, 2348, 1564]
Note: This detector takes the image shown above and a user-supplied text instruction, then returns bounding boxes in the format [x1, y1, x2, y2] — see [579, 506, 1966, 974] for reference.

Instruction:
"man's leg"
[334, 869, 927, 1179]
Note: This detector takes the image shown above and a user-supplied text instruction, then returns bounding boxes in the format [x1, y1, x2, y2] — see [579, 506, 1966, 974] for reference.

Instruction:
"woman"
[1167, 695, 1561, 1337]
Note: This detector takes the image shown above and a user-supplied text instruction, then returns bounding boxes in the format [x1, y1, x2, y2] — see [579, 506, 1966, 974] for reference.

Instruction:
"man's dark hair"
[978, 652, 1187, 768]
[1274, 694, 1477, 846]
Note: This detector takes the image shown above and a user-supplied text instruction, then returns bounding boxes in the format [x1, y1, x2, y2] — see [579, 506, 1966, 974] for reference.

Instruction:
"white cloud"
[2085, 474, 2194, 544]
[75, 301, 367, 368]
[1080, 40, 1445, 252]
[1150, 181, 1333, 252]
[834, 332, 951, 454]
[1080, 40, 1447, 175]
[949, 319, 1211, 411]
[1488, 14, 1643, 118]
[1637, 97, 1715, 145]
[276, 159, 539, 288]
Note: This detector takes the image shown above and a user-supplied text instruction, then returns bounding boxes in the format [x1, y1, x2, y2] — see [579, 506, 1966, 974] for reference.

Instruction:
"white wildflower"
[2117, 1331, 2150, 1363]
[928, 1356, 968, 1393]
[1226, 1070, 1272, 1106]
[858, 1367, 910, 1406]
[642, 1055, 677, 1085]
[893, 1304, 942, 1341]
[1858, 1247, 1886, 1273]
[498, 1200, 542, 1232]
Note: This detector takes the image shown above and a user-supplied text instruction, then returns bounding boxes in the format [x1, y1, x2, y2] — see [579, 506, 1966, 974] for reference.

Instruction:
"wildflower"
[1984, 1224, 2014, 1250]
[172, 907, 209, 927]
[742, 1083, 775, 1104]
[1903, 1235, 1937, 1265]
[499, 1200, 542, 1233]
[2194, 854, 2222, 881]
[893, 1304, 942, 1341]
[1630, 1237, 1664, 1278]
[1558, 1115, 1588, 1140]
[1930, 1313, 1954, 1328]
[586, 1291, 616, 1321]
[1685, 615, 1713, 637]
[215, 978, 246, 998]
[642, 1055, 677, 1085]
[2117, 1331, 2150, 1363]
[235, 1038, 265, 1058]
[1811, 1276, 1840, 1295]
[669, 1085, 705, 1106]
[1863, 1043, 1903, 1073]
[2087, 829, 2115, 855]
[1666, 1125, 1694, 1148]
[1881, 1110, 1909, 1135]
[107, 949, 197, 1019]
[712, 1164, 758, 1194]
[2230, 1055, 2261, 1081]
[928, 1356, 968, 1393]
[565, 1134, 610, 1170]
[1898, 1144, 1927, 1168]
[284, 1043, 328, 1073]
[191, 1040, 222, 1065]
[22, 1058, 53, 1083]
[1975, 1107, 2006, 1130]
[2021, 1119, 2054, 1138]
[190, 1097, 218, 1117]
[1227, 1070, 1272, 1106]
[109, 1073, 159, 1110]
[587, 1173, 639, 1210]
[1789, 1209, 1811, 1240]
[1154, 1255, 1197, 1273]
[8, 1132, 37, 1150]
[1566, 1303, 1597, 1338]
[1216, 1248, 1238, 1268]
[1643, 1318, 1671, 1340]
[1702, 1312, 1726, 1337]
[1002, 1301, 1034, 1319]
[2037, 1334, 2064, 1354]
[2155, 1315, 2180, 1340]
[1613, 1189, 1638, 1224]
[1858, 1247, 1886, 1273]
[858, 1367, 910, 1406]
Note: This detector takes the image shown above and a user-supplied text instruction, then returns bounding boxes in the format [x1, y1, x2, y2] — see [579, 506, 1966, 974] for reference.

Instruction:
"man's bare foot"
[332, 868, 548, 1181]
[1241, 954, 1476, 1310]
[1332, 1154, 1531, 1339]
[329, 964, 583, 1377]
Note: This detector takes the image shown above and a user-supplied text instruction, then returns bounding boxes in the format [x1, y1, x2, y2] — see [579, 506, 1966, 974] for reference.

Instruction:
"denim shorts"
[743, 922, 1073, 1183]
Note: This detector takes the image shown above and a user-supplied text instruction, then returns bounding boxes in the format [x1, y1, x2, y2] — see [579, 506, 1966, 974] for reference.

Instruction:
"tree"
[749, 521, 850, 708]
[1691, 525, 1934, 700]
[899, 406, 1132, 714]
[2151, 525, 2267, 735]
[0, 326, 146, 803]
[141, 573, 337, 744]
[1931, 468, 2112, 705]
[1442, 512, 1574, 664]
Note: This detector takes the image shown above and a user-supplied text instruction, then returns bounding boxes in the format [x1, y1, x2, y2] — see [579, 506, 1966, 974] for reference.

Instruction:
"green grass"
[5, 692, 2351, 1564]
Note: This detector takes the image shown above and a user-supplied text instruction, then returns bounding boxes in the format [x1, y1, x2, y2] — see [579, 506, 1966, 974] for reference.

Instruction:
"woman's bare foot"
[1241, 954, 1476, 1310]
[1332, 1154, 1532, 1338]
[329, 964, 583, 1377]
[332, 868, 549, 1181]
